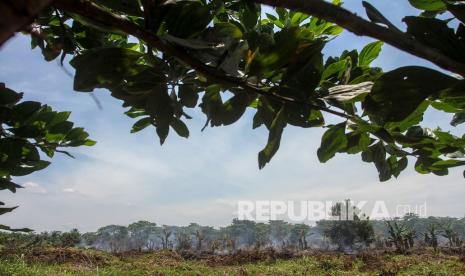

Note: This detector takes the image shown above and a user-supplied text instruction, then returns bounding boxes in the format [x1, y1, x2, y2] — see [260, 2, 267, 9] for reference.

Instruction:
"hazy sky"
[1, 1, 464, 232]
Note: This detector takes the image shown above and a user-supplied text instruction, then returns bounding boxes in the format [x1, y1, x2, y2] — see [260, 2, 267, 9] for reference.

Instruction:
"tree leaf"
[253, 97, 275, 130]
[451, 113, 465, 126]
[221, 92, 250, 126]
[447, 3, 465, 24]
[0, 83, 22, 105]
[70, 48, 142, 92]
[363, 66, 457, 123]
[258, 106, 287, 169]
[404, 16, 465, 64]
[0, 224, 32, 232]
[358, 41, 383, 67]
[179, 84, 199, 108]
[0, 206, 17, 215]
[346, 132, 371, 154]
[408, 0, 446, 11]
[432, 159, 465, 169]
[362, 1, 401, 32]
[131, 117, 152, 133]
[321, 59, 348, 80]
[317, 122, 347, 163]
[164, 2, 212, 38]
[200, 85, 224, 127]
[145, 85, 173, 145]
[170, 118, 189, 138]
[0, 179, 22, 193]
[281, 40, 324, 94]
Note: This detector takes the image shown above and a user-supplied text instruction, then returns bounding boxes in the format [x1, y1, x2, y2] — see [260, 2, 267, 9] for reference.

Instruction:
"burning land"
[3, 214, 465, 275]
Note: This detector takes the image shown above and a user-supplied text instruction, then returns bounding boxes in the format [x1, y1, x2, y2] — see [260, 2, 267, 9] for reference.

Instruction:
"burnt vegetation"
[3, 213, 465, 256]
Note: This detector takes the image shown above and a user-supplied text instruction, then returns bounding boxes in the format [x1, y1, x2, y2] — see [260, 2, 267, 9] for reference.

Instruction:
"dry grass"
[1, 247, 465, 275]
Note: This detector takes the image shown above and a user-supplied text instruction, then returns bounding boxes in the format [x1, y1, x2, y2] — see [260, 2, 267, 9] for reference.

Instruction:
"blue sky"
[0, 1, 464, 232]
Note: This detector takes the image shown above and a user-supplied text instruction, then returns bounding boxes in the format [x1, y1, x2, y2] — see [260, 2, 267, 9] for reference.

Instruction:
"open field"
[1, 248, 465, 275]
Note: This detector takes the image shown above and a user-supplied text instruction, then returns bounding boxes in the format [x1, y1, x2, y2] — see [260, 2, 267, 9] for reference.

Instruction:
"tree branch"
[0, 0, 54, 46]
[253, 0, 465, 77]
[54, 0, 353, 120]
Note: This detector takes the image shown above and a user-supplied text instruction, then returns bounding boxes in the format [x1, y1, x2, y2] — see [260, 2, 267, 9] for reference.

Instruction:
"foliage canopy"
[1, 0, 465, 228]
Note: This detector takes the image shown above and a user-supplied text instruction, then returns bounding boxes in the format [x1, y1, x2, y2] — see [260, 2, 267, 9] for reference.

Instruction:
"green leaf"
[290, 12, 309, 26]
[266, 13, 285, 28]
[221, 92, 250, 126]
[404, 16, 465, 64]
[253, 98, 275, 130]
[363, 66, 457, 123]
[165, 2, 212, 38]
[0, 224, 32, 232]
[408, 0, 446, 11]
[362, 142, 395, 181]
[432, 159, 465, 169]
[321, 59, 348, 80]
[179, 84, 199, 108]
[70, 48, 143, 92]
[131, 117, 152, 133]
[49, 121, 74, 134]
[0, 83, 22, 105]
[249, 28, 300, 77]
[317, 122, 347, 163]
[145, 85, 173, 145]
[48, 111, 71, 127]
[84, 139, 97, 146]
[212, 22, 243, 40]
[447, 3, 465, 24]
[125, 108, 147, 119]
[170, 118, 189, 138]
[65, 127, 88, 141]
[241, 2, 260, 30]
[13, 101, 41, 120]
[346, 132, 371, 154]
[0, 206, 17, 215]
[358, 41, 383, 67]
[0, 179, 22, 193]
[200, 85, 223, 127]
[362, 1, 401, 32]
[258, 106, 287, 169]
[436, 80, 465, 110]
[285, 104, 324, 128]
[10, 160, 51, 176]
[12, 125, 44, 138]
[281, 40, 324, 94]
[451, 113, 465, 126]
[385, 100, 430, 132]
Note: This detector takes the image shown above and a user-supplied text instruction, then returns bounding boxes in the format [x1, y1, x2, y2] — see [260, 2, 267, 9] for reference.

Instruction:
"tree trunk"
[0, 0, 53, 46]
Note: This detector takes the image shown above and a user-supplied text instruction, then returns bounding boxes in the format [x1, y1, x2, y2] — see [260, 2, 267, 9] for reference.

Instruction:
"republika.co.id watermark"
[236, 200, 427, 222]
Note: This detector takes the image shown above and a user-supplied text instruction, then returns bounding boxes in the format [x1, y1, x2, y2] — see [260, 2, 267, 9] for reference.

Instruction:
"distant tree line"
[0, 229, 80, 250]
[3, 212, 465, 254]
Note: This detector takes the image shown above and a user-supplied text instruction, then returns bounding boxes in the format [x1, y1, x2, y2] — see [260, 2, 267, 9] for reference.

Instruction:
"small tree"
[269, 220, 290, 248]
[385, 220, 415, 253]
[321, 203, 374, 251]
[424, 223, 439, 251]
[159, 226, 172, 250]
[60, 229, 81, 247]
[175, 230, 192, 251]
[253, 223, 270, 250]
[290, 224, 311, 250]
